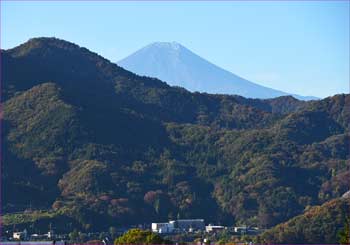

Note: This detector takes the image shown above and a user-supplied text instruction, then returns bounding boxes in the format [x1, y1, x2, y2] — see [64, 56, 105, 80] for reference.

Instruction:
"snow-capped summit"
[149, 41, 182, 50]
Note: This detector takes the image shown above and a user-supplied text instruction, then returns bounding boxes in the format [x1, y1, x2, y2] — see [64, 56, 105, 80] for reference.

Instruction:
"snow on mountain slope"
[118, 42, 317, 100]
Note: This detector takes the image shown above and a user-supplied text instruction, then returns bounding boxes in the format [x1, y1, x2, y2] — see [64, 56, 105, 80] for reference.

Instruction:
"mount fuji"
[118, 42, 317, 100]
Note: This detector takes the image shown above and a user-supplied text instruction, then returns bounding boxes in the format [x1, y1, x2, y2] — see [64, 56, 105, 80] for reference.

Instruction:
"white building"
[171, 219, 205, 231]
[151, 222, 174, 233]
[205, 224, 225, 233]
[152, 219, 205, 233]
[47, 230, 55, 239]
[13, 229, 28, 240]
[234, 226, 248, 233]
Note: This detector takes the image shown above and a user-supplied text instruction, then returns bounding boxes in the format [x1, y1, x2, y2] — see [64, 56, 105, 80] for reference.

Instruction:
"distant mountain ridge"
[118, 42, 318, 100]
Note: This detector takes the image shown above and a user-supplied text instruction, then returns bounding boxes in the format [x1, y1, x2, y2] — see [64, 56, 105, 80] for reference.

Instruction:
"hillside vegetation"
[2, 38, 349, 242]
[259, 196, 350, 243]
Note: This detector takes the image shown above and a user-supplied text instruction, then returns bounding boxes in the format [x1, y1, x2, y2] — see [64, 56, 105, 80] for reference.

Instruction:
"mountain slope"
[2, 38, 308, 129]
[1, 38, 348, 240]
[259, 196, 350, 243]
[118, 42, 316, 100]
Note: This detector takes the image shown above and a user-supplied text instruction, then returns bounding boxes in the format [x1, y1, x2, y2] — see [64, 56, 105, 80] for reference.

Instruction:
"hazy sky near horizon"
[2, 1, 349, 98]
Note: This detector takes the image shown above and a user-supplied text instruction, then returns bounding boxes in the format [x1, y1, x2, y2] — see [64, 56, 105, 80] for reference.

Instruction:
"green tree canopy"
[339, 217, 350, 245]
[114, 229, 171, 245]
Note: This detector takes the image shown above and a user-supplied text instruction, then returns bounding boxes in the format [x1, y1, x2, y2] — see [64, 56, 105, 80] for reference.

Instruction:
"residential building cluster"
[2, 219, 261, 243]
[151, 219, 259, 235]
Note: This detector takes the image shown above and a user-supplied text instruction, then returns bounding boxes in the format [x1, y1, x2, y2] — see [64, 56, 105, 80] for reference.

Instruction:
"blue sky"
[2, 1, 349, 98]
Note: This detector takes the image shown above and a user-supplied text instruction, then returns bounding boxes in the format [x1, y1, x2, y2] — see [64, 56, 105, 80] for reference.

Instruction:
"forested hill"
[2, 37, 349, 242]
[259, 195, 350, 243]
